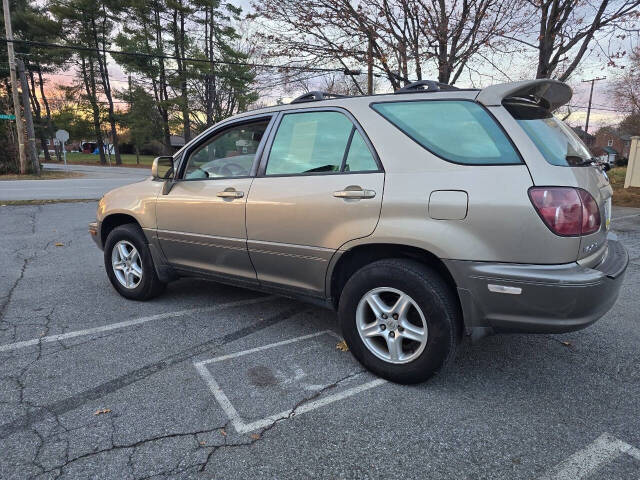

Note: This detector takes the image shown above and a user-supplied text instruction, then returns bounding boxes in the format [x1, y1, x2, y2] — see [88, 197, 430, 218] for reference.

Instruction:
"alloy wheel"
[111, 240, 143, 289]
[355, 287, 428, 364]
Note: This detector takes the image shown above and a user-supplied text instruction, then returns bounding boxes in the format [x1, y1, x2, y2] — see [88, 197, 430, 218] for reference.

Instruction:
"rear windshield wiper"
[565, 155, 595, 167]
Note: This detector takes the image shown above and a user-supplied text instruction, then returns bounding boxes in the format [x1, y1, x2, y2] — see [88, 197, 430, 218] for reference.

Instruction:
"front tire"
[104, 224, 165, 300]
[338, 259, 460, 384]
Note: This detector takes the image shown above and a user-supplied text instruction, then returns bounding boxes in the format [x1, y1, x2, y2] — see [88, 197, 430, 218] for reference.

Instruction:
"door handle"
[333, 187, 376, 199]
[217, 188, 244, 198]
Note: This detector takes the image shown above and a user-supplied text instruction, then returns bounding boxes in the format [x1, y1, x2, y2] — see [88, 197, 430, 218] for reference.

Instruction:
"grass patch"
[0, 198, 99, 206]
[55, 152, 156, 167]
[0, 170, 84, 180]
[609, 167, 640, 208]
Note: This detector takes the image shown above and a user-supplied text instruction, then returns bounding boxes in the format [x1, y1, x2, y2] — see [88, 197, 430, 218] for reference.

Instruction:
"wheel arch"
[100, 213, 143, 247]
[327, 243, 461, 315]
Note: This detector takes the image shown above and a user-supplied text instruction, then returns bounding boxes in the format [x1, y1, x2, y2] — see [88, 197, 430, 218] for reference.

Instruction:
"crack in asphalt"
[38, 422, 231, 479]
[14, 367, 363, 479]
[0, 256, 31, 325]
[0, 306, 304, 441]
[196, 369, 366, 473]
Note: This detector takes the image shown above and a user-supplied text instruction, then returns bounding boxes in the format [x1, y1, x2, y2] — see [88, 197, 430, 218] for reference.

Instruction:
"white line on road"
[195, 329, 340, 366]
[237, 378, 387, 434]
[538, 433, 640, 480]
[0, 296, 274, 354]
[194, 330, 387, 434]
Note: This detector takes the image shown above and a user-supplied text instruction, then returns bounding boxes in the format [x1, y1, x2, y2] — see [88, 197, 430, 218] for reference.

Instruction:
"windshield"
[504, 100, 593, 166]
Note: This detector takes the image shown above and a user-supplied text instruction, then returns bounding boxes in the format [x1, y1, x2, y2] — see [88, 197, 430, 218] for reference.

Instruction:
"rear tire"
[104, 224, 166, 301]
[338, 259, 460, 384]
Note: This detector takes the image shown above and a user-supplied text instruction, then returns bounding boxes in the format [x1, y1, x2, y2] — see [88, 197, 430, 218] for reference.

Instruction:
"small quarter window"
[344, 130, 378, 172]
[372, 100, 520, 165]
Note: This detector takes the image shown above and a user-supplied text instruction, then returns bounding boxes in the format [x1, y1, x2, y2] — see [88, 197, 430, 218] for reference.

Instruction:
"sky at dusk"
[40, 4, 637, 134]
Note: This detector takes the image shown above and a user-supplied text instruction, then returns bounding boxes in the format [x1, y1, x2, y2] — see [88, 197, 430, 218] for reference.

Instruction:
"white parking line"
[194, 330, 387, 434]
[538, 433, 640, 480]
[196, 329, 340, 366]
[0, 296, 274, 354]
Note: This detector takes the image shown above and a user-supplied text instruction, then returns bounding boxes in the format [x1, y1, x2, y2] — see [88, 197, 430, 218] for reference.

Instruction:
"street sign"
[0, 114, 16, 120]
[55, 129, 69, 168]
[55, 129, 70, 143]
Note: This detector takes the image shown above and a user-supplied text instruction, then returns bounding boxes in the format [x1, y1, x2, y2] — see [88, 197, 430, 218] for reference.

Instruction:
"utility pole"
[16, 59, 40, 175]
[367, 30, 373, 95]
[2, 0, 26, 174]
[581, 76, 606, 136]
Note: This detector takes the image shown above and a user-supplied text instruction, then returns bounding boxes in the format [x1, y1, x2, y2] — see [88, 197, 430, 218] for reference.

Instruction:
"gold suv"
[90, 79, 628, 383]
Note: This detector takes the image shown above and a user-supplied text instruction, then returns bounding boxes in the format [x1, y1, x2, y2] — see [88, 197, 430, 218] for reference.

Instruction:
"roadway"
[0, 163, 149, 201]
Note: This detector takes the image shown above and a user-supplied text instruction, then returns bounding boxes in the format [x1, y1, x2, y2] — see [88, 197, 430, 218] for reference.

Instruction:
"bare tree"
[252, 0, 524, 89]
[614, 47, 640, 113]
[504, 0, 640, 81]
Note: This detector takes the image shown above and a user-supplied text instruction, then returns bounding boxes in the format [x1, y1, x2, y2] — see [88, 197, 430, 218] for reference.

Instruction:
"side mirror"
[152, 156, 174, 180]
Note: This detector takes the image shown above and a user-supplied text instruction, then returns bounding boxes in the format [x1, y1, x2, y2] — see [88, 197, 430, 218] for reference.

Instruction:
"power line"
[567, 103, 627, 113]
[1, 38, 360, 75]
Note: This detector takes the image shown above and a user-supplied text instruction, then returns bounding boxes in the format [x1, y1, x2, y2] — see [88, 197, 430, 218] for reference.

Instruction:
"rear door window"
[371, 100, 520, 165]
[265, 111, 379, 175]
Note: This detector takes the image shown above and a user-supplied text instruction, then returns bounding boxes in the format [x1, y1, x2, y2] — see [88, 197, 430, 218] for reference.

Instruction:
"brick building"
[592, 127, 632, 163]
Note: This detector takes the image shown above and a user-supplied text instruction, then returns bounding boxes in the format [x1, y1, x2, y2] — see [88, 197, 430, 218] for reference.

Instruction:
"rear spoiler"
[475, 79, 572, 111]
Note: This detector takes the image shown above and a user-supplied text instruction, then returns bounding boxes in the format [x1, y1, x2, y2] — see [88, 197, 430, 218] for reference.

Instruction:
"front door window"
[183, 120, 270, 179]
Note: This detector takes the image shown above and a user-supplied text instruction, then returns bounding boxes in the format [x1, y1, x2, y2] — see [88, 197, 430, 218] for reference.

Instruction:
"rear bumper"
[89, 221, 103, 250]
[445, 237, 629, 334]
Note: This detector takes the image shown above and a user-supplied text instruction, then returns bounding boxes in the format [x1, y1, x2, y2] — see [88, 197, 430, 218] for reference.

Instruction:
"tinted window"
[266, 112, 353, 175]
[372, 100, 520, 165]
[344, 130, 377, 172]
[505, 101, 593, 166]
[184, 120, 269, 179]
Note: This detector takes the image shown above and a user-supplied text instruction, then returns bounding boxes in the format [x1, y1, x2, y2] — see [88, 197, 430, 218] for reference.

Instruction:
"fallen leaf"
[250, 433, 260, 440]
[54, 242, 64, 247]
[220, 429, 227, 437]
[94, 408, 111, 416]
[561, 341, 572, 347]
[336, 340, 349, 352]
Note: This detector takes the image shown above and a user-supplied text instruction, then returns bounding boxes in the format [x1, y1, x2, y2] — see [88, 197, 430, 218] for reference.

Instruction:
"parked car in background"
[89, 79, 628, 384]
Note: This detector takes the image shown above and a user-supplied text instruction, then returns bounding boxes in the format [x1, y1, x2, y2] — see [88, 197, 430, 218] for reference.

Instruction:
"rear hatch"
[502, 98, 612, 266]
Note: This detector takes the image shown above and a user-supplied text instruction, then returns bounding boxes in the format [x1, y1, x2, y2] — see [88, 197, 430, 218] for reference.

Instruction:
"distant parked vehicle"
[81, 142, 97, 154]
[89, 79, 628, 384]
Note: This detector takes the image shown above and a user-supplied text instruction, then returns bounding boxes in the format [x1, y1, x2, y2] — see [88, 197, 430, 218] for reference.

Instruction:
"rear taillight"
[528, 187, 601, 236]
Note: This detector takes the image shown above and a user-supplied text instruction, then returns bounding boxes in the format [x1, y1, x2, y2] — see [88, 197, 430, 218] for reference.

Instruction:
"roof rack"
[394, 80, 459, 94]
[290, 91, 350, 104]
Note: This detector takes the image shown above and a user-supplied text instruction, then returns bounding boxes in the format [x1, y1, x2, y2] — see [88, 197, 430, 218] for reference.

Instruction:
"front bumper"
[89, 221, 102, 250]
[445, 237, 629, 334]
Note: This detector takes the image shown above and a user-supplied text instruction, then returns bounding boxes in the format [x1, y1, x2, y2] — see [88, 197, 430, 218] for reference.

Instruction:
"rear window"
[504, 100, 593, 167]
[371, 100, 520, 165]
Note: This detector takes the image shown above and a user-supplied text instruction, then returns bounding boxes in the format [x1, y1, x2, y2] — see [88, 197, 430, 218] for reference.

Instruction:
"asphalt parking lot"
[1, 201, 639, 480]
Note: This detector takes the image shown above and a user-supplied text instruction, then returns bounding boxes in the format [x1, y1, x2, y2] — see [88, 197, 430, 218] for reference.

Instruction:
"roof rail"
[394, 80, 459, 94]
[290, 91, 349, 104]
